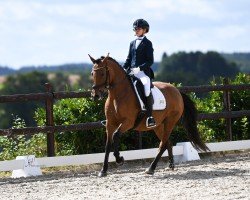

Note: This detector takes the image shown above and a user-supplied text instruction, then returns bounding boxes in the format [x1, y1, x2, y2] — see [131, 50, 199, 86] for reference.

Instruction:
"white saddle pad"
[133, 81, 166, 111]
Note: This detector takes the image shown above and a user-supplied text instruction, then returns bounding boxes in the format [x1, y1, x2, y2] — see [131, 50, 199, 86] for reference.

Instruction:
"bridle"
[92, 60, 128, 91]
[92, 64, 111, 90]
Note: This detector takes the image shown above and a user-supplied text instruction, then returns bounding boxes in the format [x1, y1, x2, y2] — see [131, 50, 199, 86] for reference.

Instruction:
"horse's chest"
[106, 94, 129, 119]
[105, 100, 119, 118]
[111, 99, 124, 117]
[113, 99, 119, 114]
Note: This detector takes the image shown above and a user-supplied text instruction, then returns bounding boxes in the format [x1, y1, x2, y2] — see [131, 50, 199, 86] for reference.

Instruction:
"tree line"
[156, 51, 240, 85]
[0, 70, 91, 128]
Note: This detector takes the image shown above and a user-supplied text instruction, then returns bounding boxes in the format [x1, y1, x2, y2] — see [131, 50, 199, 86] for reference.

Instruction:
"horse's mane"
[96, 56, 123, 69]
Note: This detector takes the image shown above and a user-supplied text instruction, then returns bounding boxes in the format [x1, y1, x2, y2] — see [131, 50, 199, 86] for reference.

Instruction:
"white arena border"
[0, 140, 249, 176]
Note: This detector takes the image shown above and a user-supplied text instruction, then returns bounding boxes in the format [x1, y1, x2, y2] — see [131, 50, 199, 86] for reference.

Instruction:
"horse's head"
[89, 53, 110, 100]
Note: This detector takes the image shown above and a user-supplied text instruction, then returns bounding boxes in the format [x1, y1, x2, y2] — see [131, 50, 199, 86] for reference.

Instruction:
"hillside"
[221, 52, 250, 73]
[1, 52, 249, 76]
[0, 66, 15, 75]
[0, 63, 93, 76]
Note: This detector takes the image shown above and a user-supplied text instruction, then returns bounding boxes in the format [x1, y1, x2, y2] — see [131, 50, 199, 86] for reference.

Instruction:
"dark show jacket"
[123, 36, 154, 79]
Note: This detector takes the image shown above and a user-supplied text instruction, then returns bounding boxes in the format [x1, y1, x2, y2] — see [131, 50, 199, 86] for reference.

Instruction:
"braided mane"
[96, 56, 122, 69]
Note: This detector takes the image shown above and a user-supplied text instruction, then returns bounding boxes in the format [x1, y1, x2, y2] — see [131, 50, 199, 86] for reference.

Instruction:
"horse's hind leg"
[166, 140, 175, 170]
[145, 115, 179, 175]
[145, 141, 168, 175]
[145, 124, 168, 175]
[145, 139, 174, 174]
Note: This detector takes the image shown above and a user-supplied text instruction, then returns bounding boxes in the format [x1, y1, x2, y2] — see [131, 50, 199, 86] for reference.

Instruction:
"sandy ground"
[0, 152, 249, 200]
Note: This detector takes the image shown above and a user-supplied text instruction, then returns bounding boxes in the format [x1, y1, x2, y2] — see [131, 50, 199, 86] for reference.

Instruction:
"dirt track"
[0, 152, 249, 200]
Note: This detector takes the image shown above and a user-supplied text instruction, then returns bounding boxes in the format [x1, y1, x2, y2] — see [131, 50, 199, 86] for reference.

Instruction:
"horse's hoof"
[169, 163, 175, 170]
[98, 171, 107, 177]
[145, 168, 154, 175]
[116, 156, 124, 166]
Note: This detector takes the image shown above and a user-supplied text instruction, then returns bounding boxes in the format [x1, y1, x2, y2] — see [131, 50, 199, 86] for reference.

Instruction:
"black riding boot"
[145, 94, 156, 128]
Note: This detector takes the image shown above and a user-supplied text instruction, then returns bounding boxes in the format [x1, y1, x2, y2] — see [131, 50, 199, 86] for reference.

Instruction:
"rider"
[123, 19, 156, 128]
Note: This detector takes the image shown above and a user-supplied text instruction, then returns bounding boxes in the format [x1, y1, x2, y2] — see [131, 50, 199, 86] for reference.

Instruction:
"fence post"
[45, 83, 55, 157]
[223, 78, 232, 141]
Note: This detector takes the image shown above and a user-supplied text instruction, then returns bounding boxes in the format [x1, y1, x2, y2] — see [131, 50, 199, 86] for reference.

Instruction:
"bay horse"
[89, 54, 209, 177]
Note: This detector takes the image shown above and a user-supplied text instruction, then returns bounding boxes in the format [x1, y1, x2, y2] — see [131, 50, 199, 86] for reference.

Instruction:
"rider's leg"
[135, 71, 156, 128]
[145, 92, 156, 127]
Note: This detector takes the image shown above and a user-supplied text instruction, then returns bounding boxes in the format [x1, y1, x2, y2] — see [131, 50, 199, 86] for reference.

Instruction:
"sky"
[0, 0, 250, 69]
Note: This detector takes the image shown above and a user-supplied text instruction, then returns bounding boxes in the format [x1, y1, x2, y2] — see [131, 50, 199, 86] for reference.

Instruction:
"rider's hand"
[131, 67, 140, 74]
[125, 68, 131, 74]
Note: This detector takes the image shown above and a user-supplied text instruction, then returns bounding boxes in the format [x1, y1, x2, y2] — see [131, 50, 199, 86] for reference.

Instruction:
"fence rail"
[0, 91, 92, 103]
[179, 83, 250, 93]
[0, 84, 249, 103]
[0, 80, 250, 157]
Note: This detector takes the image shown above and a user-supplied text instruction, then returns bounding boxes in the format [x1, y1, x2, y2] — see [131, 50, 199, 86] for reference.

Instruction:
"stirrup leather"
[146, 116, 156, 128]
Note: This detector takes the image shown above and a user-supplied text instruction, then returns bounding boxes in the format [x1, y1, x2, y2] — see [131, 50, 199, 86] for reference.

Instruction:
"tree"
[0, 71, 49, 128]
[197, 51, 239, 80]
[49, 72, 71, 91]
[156, 51, 239, 86]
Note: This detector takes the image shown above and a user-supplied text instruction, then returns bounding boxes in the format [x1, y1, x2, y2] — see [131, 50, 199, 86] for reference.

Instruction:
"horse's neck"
[108, 60, 125, 85]
[108, 61, 133, 98]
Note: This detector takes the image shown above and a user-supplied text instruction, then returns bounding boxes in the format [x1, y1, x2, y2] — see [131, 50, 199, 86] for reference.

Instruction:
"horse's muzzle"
[91, 89, 104, 101]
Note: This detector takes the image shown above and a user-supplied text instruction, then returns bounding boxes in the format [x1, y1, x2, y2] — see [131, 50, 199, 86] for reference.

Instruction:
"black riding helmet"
[133, 19, 150, 33]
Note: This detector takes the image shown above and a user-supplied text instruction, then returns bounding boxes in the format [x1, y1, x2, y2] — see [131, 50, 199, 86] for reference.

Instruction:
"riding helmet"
[133, 19, 150, 33]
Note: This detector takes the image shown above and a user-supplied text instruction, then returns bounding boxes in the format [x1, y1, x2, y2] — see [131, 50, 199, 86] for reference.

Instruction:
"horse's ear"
[88, 54, 96, 63]
[102, 53, 110, 64]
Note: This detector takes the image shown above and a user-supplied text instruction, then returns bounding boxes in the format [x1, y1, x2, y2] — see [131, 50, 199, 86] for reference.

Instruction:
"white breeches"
[134, 71, 151, 97]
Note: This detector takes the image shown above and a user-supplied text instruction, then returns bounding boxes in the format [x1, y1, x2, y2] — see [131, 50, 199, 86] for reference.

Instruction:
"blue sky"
[0, 0, 250, 69]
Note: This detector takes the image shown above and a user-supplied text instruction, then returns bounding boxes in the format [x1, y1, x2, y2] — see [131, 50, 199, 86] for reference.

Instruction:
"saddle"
[129, 76, 166, 111]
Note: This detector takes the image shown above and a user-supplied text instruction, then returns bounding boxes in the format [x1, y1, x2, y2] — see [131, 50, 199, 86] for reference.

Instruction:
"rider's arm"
[138, 40, 154, 71]
[123, 42, 133, 70]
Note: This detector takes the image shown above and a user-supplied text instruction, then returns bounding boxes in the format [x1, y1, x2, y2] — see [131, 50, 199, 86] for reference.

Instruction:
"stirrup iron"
[146, 116, 156, 128]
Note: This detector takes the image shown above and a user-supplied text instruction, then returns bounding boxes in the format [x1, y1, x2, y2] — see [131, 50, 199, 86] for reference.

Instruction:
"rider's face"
[134, 28, 146, 37]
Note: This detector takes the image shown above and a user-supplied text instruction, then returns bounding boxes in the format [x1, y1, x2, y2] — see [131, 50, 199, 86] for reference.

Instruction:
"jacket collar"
[136, 36, 145, 40]
[133, 36, 146, 49]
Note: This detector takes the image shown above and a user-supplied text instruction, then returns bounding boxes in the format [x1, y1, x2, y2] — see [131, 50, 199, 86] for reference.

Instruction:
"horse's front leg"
[98, 121, 119, 177]
[98, 128, 123, 177]
[113, 130, 124, 165]
[98, 138, 112, 177]
[112, 119, 134, 165]
[99, 119, 133, 177]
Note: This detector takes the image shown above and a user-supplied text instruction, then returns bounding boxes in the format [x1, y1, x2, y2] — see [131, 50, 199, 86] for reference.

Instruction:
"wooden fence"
[0, 80, 250, 157]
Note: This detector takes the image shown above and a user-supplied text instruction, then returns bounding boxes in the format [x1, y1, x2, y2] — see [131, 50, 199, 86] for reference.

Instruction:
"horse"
[89, 54, 209, 177]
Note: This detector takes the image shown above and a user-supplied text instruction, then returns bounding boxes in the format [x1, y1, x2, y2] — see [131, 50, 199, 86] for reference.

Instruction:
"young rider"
[123, 19, 156, 128]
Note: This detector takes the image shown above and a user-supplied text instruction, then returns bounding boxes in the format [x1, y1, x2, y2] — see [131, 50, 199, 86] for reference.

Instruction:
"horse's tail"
[181, 92, 210, 152]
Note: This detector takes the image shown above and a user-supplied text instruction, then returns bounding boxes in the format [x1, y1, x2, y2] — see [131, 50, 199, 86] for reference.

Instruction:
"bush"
[35, 91, 107, 155]
[196, 73, 250, 141]
[0, 116, 46, 161]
